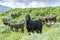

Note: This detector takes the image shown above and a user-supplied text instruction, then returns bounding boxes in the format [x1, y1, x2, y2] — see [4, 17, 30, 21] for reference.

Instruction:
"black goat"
[25, 14, 43, 35]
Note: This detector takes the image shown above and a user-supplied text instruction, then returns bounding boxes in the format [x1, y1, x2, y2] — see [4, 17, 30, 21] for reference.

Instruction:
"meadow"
[0, 6, 60, 40]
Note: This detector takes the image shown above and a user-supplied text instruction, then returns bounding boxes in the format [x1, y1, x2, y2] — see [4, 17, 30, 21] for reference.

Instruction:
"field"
[0, 6, 60, 40]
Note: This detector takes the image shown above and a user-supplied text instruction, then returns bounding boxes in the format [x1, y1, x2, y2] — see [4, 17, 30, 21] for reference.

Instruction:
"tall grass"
[21, 28, 60, 40]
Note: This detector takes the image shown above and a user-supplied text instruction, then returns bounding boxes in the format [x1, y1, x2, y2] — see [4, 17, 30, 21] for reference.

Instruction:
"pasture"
[0, 6, 60, 40]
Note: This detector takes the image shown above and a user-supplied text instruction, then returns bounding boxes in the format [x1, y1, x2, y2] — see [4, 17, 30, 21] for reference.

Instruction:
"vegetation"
[0, 6, 60, 40]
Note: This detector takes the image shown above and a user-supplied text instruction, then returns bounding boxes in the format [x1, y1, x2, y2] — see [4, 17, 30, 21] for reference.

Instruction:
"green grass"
[0, 6, 60, 40]
[21, 27, 60, 40]
[0, 23, 60, 40]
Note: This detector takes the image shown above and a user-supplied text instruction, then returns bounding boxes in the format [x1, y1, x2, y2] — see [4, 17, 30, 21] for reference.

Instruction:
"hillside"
[0, 6, 60, 40]
[0, 6, 60, 22]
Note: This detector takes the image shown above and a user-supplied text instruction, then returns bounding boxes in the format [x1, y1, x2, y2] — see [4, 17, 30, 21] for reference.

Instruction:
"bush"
[11, 12, 21, 19]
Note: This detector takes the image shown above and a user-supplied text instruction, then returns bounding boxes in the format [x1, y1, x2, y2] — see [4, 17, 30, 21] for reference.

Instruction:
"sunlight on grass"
[21, 28, 60, 40]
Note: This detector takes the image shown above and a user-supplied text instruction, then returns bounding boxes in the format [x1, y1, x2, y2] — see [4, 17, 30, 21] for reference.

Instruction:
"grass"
[0, 23, 60, 40]
[0, 6, 60, 40]
[21, 27, 60, 40]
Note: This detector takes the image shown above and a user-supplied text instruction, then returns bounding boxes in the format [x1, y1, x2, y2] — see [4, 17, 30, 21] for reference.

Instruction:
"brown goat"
[43, 16, 57, 25]
[48, 16, 57, 24]
[3, 21, 25, 33]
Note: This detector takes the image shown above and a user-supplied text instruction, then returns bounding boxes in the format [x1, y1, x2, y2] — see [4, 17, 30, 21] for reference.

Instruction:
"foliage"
[0, 6, 60, 40]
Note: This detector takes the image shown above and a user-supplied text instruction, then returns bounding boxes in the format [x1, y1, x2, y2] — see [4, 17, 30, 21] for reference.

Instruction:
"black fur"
[25, 14, 43, 34]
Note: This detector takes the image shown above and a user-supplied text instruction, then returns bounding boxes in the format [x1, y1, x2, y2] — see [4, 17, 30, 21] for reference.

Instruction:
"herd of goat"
[3, 14, 57, 35]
